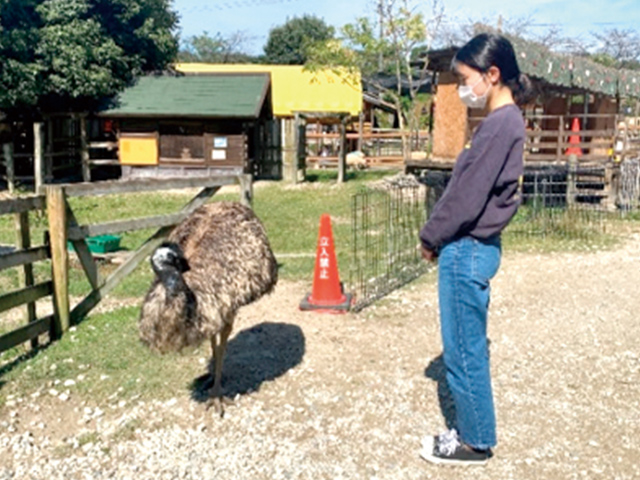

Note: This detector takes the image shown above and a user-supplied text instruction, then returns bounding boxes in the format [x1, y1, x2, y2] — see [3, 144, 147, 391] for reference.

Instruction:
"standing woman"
[419, 33, 532, 466]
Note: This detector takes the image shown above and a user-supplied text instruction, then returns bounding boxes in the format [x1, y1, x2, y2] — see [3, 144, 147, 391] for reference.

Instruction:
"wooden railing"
[306, 130, 431, 168]
[0, 196, 54, 354]
[1, 174, 252, 355]
[468, 113, 630, 165]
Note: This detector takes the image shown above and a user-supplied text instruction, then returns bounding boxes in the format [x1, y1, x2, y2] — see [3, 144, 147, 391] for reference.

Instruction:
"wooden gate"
[0, 197, 55, 353]
[1, 174, 252, 354]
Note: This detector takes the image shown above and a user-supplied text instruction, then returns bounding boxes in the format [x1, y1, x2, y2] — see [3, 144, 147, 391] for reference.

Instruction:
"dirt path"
[1, 235, 640, 479]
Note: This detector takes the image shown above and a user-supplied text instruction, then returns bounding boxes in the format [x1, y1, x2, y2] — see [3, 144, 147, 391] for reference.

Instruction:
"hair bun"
[515, 73, 534, 105]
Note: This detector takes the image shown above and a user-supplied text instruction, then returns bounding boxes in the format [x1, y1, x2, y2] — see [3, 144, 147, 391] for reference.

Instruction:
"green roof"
[101, 74, 270, 118]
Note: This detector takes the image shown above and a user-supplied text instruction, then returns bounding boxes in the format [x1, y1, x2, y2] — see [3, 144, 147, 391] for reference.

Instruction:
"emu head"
[151, 242, 190, 298]
[151, 242, 189, 275]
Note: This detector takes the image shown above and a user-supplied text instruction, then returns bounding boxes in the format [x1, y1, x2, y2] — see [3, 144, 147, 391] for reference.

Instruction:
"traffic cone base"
[299, 214, 353, 314]
[299, 292, 352, 314]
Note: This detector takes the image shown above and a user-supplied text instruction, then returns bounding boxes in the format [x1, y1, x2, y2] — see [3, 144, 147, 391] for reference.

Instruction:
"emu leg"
[206, 322, 233, 416]
[198, 337, 219, 392]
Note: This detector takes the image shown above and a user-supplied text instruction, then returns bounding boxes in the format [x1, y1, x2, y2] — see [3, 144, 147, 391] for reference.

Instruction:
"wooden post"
[338, 116, 347, 184]
[295, 114, 306, 183]
[604, 162, 618, 212]
[80, 115, 90, 182]
[566, 154, 578, 207]
[15, 211, 38, 348]
[557, 117, 564, 162]
[3, 143, 15, 194]
[46, 186, 69, 338]
[45, 117, 54, 182]
[239, 174, 253, 207]
[34, 122, 45, 194]
[358, 112, 364, 152]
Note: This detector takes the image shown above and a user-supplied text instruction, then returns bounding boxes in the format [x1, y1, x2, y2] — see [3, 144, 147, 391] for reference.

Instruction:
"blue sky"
[173, 0, 639, 54]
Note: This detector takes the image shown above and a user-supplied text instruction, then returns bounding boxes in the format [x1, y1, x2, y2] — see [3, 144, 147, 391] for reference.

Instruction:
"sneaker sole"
[419, 438, 489, 467]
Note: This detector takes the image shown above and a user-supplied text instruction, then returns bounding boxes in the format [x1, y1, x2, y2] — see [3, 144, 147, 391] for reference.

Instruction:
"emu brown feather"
[138, 202, 278, 410]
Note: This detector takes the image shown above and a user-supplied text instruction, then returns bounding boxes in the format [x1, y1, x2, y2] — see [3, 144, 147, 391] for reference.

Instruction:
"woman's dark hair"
[453, 33, 534, 105]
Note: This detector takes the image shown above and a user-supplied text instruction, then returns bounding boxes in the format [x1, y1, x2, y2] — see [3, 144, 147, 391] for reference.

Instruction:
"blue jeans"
[438, 235, 501, 450]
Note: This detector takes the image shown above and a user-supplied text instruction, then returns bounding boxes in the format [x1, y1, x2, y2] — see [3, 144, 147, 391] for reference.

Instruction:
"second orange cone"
[565, 117, 583, 156]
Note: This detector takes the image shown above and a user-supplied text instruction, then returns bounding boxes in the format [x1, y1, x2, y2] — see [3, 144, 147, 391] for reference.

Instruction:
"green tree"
[0, 0, 178, 113]
[307, 0, 442, 159]
[263, 15, 334, 65]
[178, 31, 257, 64]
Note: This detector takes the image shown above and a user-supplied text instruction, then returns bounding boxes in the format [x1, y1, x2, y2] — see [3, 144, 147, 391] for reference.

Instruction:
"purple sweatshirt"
[420, 104, 525, 251]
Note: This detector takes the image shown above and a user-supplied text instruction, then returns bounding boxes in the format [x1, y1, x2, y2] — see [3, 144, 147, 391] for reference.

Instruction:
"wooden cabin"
[412, 36, 640, 168]
[407, 33, 640, 209]
[175, 64, 363, 182]
[96, 73, 275, 180]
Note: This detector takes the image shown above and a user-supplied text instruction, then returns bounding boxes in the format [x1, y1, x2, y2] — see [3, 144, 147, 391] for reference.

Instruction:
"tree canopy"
[0, 0, 178, 114]
[178, 31, 258, 64]
[263, 15, 334, 65]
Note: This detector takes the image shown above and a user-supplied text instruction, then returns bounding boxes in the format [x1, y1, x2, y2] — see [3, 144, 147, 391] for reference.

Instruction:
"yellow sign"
[119, 135, 158, 165]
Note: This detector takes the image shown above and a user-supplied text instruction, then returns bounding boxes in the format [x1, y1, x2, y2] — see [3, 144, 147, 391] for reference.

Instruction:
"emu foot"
[205, 395, 234, 418]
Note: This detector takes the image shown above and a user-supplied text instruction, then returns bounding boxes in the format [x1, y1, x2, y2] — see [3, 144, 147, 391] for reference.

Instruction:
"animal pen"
[0, 175, 252, 358]
[347, 159, 640, 311]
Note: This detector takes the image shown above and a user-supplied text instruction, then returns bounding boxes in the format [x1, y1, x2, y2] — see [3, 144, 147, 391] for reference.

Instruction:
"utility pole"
[497, 14, 503, 33]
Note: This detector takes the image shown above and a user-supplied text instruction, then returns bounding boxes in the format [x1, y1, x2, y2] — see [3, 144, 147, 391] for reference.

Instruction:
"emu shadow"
[190, 322, 305, 402]
[424, 354, 457, 430]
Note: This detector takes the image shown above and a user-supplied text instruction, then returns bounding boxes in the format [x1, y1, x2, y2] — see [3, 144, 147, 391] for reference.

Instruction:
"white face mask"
[458, 75, 491, 109]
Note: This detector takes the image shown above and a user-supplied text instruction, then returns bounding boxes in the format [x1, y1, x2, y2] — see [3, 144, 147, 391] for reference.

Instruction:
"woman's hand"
[421, 246, 437, 262]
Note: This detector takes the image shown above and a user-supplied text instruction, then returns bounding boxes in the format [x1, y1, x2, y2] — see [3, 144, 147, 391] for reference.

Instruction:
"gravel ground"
[1, 235, 640, 479]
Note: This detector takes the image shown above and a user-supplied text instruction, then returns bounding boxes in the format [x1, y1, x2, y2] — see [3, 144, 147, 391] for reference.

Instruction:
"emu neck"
[158, 270, 188, 300]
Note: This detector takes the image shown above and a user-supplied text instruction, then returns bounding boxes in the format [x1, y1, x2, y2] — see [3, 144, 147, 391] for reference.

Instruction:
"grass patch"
[0, 306, 209, 404]
[2, 171, 640, 405]
[0, 171, 396, 300]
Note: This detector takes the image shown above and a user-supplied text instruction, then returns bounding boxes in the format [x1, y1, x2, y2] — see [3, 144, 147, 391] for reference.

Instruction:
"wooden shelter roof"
[100, 73, 270, 119]
[420, 31, 640, 98]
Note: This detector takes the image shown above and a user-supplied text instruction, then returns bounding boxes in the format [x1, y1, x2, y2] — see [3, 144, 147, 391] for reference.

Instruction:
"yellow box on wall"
[119, 134, 159, 166]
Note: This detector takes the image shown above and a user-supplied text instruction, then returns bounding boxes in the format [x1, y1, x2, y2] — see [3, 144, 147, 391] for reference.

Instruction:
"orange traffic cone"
[565, 117, 583, 156]
[299, 214, 352, 313]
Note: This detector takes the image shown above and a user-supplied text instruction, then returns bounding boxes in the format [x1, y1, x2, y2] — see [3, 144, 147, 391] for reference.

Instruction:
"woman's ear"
[487, 65, 502, 85]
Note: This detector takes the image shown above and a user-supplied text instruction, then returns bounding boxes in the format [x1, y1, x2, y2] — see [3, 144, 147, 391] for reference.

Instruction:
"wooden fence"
[0, 174, 252, 356]
[306, 130, 431, 168]
[0, 196, 54, 354]
[468, 113, 634, 165]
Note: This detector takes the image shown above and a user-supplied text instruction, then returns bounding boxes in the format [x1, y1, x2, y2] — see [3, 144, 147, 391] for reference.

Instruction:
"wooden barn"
[96, 72, 274, 180]
[412, 34, 640, 167]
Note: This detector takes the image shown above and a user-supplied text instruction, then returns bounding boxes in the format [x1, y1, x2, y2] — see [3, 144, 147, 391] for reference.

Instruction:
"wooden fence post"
[338, 116, 347, 184]
[14, 211, 38, 348]
[556, 117, 564, 163]
[3, 143, 15, 194]
[566, 154, 578, 207]
[80, 115, 90, 182]
[34, 122, 45, 194]
[46, 186, 70, 338]
[603, 162, 619, 212]
[45, 117, 54, 183]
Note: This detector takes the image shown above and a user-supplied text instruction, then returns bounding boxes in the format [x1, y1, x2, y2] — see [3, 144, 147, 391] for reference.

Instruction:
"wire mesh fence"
[620, 158, 640, 211]
[508, 165, 609, 241]
[349, 164, 640, 311]
[349, 176, 431, 312]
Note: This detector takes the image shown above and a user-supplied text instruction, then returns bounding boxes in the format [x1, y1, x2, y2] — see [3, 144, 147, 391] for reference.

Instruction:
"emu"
[138, 202, 278, 414]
